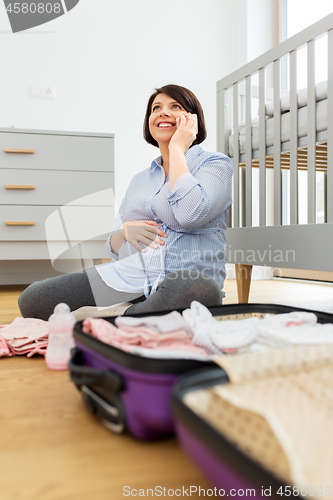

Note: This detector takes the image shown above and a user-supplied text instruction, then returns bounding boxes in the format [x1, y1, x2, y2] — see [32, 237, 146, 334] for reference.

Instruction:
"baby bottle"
[46, 303, 76, 371]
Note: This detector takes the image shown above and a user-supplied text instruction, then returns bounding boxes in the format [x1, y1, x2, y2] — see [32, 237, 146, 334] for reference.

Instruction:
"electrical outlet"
[30, 85, 56, 99]
[31, 85, 43, 98]
[44, 86, 56, 99]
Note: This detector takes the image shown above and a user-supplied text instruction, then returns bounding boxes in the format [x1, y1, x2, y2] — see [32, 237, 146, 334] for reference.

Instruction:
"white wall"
[247, 0, 275, 61]
[0, 0, 250, 205]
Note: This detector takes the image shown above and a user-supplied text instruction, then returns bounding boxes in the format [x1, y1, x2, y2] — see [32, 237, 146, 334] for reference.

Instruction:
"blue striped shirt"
[96, 145, 233, 297]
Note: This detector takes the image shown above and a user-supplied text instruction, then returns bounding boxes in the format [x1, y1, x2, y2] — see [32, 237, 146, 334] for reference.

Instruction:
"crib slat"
[273, 59, 282, 226]
[307, 39, 316, 224]
[259, 68, 266, 226]
[245, 76, 252, 227]
[217, 88, 233, 228]
[217, 89, 227, 155]
[241, 166, 246, 227]
[328, 28, 333, 223]
[233, 82, 240, 228]
[289, 50, 298, 225]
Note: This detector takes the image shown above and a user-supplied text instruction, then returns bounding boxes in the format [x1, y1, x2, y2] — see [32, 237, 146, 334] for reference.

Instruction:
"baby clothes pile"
[2, 301, 333, 361]
[81, 301, 333, 360]
[0, 317, 48, 358]
[82, 311, 209, 360]
[183, 301, 333, 354]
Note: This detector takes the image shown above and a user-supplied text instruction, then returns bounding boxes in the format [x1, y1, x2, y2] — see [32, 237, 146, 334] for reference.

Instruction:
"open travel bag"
[69, 303, 333, 499]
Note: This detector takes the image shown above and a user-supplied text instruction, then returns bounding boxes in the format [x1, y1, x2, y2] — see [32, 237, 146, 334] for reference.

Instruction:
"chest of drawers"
[0, 128, 114, 284]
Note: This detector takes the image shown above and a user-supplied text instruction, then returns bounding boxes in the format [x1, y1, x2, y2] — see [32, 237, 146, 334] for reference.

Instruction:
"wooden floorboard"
[0, 285, 27, 324]
[223, 278, 333, 314]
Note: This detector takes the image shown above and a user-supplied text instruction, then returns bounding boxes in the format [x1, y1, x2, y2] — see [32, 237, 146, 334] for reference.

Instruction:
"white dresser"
[0, 128, 115, 285]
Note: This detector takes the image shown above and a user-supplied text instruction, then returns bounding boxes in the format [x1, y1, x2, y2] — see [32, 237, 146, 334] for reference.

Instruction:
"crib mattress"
[228, 99, 327, 157]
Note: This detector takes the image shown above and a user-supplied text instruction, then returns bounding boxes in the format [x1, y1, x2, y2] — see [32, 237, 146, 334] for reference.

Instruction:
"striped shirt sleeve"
[166, 154, 233, 229]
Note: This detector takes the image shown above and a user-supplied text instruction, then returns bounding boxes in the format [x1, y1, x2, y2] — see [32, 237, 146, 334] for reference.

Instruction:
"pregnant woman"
[19, 84, 233, 321]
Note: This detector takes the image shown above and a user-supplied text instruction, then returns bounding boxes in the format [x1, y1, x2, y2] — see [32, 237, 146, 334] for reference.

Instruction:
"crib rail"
[328, 28, 333, 223]
[217, 12, 333, 230]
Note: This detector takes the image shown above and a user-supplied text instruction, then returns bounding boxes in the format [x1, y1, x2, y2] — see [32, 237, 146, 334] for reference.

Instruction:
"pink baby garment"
[82, 317, 209, 356]
[0, 317, 49, 358]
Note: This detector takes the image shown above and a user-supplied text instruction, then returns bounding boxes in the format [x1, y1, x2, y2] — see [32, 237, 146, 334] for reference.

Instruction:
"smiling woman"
[143, 86, 207, 189]
[18, 84, 232, 321]
[144, 85, 207, 147]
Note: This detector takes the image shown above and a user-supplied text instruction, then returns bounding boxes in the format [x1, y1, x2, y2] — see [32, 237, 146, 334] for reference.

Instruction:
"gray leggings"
[18, 268, 223, 321]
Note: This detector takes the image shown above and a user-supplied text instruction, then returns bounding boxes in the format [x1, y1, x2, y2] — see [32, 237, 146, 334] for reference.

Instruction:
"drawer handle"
[4, 148, 35, 154]
[5, 221, 36, 226]
[5, 185, 36, 190]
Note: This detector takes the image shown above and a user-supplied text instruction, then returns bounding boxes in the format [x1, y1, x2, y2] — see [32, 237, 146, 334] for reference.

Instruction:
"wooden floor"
[223, 278, 333, 313]
[1, 279, 333, 500]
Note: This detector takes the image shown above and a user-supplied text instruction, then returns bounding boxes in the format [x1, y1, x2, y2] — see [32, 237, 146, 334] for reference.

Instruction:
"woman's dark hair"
[143, 84, 207, 148]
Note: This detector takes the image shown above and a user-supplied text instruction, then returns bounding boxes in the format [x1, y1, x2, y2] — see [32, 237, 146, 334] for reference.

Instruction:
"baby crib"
[217, 12, 333, 303]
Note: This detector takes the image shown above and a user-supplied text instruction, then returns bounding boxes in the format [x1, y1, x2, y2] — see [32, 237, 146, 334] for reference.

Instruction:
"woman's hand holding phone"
[168, 113, 198, 154]
[167, 113, 198, 190]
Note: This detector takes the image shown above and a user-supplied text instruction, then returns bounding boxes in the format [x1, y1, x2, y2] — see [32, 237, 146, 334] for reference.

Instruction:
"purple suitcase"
[69, 303, 333, 442]
[69, 308, 214, 440]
